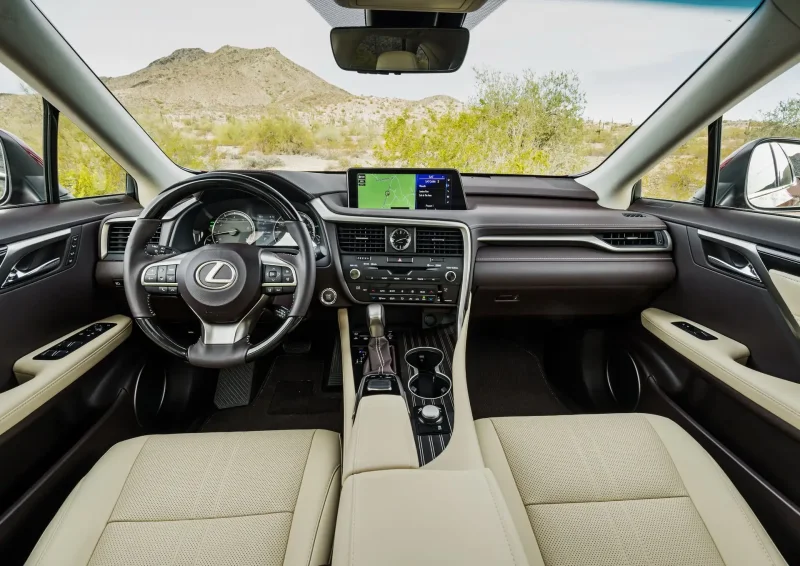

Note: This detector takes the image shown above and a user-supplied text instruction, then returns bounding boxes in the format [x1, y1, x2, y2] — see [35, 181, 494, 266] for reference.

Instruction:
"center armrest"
[344, 395, 419, 480]
[333, 469, 530, 566]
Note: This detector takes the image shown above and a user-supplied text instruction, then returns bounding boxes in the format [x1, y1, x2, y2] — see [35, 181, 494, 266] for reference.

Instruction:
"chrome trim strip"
[0, 228, 71, 287]
[99, 216, 139, 259]
[476, 232, 673, 253]
[309, 198, 472, 333]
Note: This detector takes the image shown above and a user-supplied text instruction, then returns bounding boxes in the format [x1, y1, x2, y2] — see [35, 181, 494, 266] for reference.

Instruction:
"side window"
[0, 63, 45, 208]
[639, 127, 708, 203]
[717, 62, 800, 212]
[57, 115, 127, 199]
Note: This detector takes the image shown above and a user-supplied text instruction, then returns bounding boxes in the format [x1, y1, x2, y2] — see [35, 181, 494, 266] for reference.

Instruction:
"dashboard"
[97, 168, 676, 324]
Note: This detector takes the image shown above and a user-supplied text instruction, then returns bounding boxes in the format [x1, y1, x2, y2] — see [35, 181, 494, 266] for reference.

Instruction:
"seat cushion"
[26, 429, 341, 566]
[476, 414, 786, 566]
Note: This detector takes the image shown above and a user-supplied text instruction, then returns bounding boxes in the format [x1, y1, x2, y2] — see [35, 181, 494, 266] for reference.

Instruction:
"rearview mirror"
[745, 139, 800, 209]
[0, 140, 8, 204]
[330, 27, 469, 74]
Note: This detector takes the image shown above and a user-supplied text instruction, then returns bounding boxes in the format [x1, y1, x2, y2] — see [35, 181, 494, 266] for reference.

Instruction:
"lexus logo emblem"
[195, 260, 237, 290]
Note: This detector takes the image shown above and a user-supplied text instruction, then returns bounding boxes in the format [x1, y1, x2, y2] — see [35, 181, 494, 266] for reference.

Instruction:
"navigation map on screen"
[356, 172, 452, 210]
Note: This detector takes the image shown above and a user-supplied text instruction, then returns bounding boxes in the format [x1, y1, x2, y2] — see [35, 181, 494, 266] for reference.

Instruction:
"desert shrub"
[375, 69, 587, 174]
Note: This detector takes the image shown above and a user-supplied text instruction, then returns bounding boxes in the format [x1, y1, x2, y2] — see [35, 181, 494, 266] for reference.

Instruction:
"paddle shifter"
[363, 303, 395, 376]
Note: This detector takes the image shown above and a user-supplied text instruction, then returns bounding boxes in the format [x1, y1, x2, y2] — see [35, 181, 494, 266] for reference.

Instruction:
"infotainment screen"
[347, 169, 467, 210]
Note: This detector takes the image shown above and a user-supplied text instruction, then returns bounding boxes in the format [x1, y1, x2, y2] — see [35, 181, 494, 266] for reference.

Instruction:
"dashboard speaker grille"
[416, 229, 463, 256]
[107, 222, 161, 254]
[598, 231, 661, 248]
[337, 225, 385, 253]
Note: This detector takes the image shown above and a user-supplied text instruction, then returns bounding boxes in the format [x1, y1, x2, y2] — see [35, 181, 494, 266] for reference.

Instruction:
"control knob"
[444, 270, 457, 283]
[349, 268, 361, 280]
[320, 288, 337, 305]
[419, 404, 443, 424]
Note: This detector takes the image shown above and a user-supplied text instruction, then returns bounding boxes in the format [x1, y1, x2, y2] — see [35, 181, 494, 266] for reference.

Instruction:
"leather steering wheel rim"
[123, 172, 316, 368]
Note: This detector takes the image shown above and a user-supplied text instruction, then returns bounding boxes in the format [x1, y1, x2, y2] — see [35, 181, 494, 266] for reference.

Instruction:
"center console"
[338, 225, 464, 305]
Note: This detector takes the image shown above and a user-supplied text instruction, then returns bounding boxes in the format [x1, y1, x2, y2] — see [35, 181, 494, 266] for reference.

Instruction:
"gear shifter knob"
[367, 303, 385, 338]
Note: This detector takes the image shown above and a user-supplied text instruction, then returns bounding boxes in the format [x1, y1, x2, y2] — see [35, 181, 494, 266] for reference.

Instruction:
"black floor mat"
[201, 325, 342, 433]
[467, 330, 572, 419]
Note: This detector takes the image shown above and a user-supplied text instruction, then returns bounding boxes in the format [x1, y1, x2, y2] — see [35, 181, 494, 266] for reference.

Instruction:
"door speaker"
[133, 362, 167, 428]
[606, 347, 641, 412]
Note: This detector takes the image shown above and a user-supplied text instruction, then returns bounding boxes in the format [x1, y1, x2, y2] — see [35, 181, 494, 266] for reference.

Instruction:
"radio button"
[349, 268, 361, 280]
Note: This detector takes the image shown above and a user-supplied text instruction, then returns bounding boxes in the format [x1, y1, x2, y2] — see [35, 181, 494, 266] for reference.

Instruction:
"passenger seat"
[476, 414, 786, 566]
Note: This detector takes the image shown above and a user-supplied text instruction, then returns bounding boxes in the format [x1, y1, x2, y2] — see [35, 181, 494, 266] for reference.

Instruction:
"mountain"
[103, 46, 355, 114]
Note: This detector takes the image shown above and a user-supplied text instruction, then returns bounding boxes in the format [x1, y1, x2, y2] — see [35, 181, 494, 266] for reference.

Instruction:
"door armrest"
[1, 315, 132, 435]
[642, 308, 800, 432]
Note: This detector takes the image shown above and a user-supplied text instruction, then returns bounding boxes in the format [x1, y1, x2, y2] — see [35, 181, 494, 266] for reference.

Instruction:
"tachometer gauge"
[271, 212, 317, 246]
[211, 210, 256, 244]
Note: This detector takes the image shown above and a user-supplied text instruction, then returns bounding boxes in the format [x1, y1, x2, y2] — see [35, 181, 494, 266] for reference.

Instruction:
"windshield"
[4, 0, 757, 175]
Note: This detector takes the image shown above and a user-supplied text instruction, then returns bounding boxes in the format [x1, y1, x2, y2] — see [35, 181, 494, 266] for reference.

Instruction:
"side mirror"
[745, 139, 800, 209]
[330, 27, 469, 74]
[0, 139, 8, 204]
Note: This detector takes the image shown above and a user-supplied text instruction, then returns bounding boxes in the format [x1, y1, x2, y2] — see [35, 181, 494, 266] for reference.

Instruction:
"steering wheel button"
[144, 267, 158, 282]
[157, 266, 167, 282]
[281, 267, 294, 283]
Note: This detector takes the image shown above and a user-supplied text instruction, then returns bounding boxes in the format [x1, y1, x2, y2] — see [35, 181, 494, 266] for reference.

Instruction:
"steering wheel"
[123, 172, 316, 368]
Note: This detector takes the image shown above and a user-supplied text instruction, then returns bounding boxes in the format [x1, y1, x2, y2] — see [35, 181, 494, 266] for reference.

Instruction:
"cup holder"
[405, 347, 444, 373]
[407, 372, 452, 400]
[405, 347, 451, 400]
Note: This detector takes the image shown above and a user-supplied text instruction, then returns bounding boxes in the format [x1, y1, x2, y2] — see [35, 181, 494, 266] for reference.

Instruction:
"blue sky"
[1, 0, 795, 123]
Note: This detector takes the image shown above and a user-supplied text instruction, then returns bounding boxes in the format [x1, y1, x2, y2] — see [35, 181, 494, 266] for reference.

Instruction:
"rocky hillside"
[103, 46, 355, 115]
[101, 46, 461, 122]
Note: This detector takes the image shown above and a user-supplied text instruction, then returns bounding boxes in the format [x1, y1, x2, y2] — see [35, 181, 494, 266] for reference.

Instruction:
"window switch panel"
[671, 321, 717, 341]
[33, 322, 117, 360]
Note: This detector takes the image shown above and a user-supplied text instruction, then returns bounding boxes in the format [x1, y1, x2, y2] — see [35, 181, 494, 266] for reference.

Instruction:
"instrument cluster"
[191, 198, 321, 249]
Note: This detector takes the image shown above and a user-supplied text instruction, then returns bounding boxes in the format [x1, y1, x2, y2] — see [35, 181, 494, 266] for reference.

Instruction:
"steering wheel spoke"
[260, 250, 299, 298]
[140, 253, 187, 297]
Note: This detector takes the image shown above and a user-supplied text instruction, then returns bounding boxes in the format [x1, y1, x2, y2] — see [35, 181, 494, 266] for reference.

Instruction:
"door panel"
[629, 198, 800, 561]
[0, 197, 143, 564]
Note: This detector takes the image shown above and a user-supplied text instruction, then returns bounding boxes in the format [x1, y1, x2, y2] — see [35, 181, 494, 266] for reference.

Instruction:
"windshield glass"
[4, 0, 758, 175]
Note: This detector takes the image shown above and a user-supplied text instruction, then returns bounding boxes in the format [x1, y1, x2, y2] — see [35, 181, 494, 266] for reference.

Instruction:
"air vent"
[416, 229, 464, 256]
[106, 221, 161, 255]
[622, 212, 645, 218]
[337, 225, 385, 253]
[598, 231, 664, 248]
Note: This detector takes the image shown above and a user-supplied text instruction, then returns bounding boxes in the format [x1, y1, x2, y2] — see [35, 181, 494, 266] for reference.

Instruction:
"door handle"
[2, 258, 61, 288]
[707, 255, 761, 282]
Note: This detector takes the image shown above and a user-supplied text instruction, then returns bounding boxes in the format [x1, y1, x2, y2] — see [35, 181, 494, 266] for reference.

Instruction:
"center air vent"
[416, 229, 463, 256]
[597, 231, 665, 248]
[337, 225, 385, 253]
[106, 221, 161, 255]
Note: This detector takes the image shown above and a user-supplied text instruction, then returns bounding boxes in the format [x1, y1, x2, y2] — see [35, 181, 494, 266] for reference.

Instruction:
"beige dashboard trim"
[338, 308, 357, 449]
[424, 303, 485, 470]
[3, 315, 132, 435]
[770, 269, 800, 326]
[641, 308, 800, 431]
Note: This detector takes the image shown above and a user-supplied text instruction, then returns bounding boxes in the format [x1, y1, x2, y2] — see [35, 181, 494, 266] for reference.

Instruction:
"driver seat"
[25, 429, 341, 566]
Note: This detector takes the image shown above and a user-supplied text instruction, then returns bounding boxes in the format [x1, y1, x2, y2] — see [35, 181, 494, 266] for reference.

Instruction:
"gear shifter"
[363, 304, 395, 376]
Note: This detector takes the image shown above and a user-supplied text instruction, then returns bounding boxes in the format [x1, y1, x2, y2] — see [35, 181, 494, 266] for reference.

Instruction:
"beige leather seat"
[26, 429, 341, 566]
[476, 413, 787, 566]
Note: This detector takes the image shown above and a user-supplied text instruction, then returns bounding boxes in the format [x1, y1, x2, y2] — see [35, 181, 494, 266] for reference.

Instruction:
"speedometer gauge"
[271, 212, 317, 246]
[211, 210, 256, 244]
